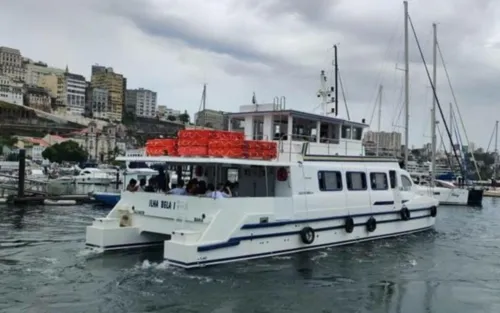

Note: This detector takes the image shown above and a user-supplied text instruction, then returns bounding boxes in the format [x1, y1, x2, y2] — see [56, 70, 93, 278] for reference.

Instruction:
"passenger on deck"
[185, 179, 198, 195]
[144, 177, 156, 192]
[139, 178, 147, 191]
[205, 183, 215, 196]
[209, 183, 232, 199]
[168, 179, 186, 195]
[197, 180, 207, 195]
[126, 179, 139, 192]
[156, 168, 169, 192]
[231, 182, 239, 197]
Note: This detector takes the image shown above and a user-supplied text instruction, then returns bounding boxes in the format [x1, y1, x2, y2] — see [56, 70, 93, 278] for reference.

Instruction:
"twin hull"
[86, 191, 437, 268]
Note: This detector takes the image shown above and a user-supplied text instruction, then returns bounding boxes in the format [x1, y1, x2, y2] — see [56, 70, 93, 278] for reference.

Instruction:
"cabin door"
[288, 164, 309, 218]
[274, 166, 295, 221]
[390, 170, 403, 210]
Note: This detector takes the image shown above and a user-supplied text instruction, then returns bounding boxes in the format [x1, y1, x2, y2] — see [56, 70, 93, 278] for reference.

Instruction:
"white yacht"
[85, 107, 438, 269]
[74, 167, 114, 185]
[411, 173, 475, 205]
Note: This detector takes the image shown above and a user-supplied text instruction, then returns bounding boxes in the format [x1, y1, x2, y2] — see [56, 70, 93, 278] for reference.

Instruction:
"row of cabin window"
[318, 170, 411, 191]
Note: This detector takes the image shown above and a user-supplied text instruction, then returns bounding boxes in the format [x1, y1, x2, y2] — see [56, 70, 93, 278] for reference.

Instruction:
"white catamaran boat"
[85, 107, 438, 268]
[84, 2, 438, 268]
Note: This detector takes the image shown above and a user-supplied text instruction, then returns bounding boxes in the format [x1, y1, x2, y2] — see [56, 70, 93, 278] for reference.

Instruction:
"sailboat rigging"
[407, 16, 465, 178]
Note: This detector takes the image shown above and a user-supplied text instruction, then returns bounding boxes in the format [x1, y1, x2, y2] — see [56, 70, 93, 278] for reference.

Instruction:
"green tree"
[0, 135, 17, 154]
[6, 153, 19, 161]
[178, 110, 190, 123]
[42, 141, 88, 163]
[167, 115, 177, 121]
[107, 146, 122, 162]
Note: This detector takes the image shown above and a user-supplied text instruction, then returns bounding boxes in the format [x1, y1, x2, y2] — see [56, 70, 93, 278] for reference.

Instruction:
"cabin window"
[370, 172, 388, 190]
[401, 175, 413, 191]
[341, 125, 351, 139]
[389, 170, 397, 189]
[352, 127, 363, 140]
[227, 168, 239, 182]
[318, 171, 342, 191]
[346, 172, 367, 191]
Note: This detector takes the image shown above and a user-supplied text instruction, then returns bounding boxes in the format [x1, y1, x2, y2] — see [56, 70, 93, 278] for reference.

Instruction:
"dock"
[0, 149, 94, 205]
[484, 188, 500, 198]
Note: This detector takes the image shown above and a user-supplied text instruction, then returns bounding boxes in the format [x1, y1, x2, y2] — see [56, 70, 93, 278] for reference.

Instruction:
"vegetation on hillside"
[42, 141, 88, 163]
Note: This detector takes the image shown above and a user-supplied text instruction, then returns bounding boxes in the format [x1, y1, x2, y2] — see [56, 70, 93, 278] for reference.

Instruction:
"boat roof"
[116, 156, 291, 166]
[226, 109, 368, 128]
[125, 168, 157, 173]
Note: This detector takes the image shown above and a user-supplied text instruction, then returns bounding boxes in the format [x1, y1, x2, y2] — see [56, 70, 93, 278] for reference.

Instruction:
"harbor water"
[1, 195, 500, 312]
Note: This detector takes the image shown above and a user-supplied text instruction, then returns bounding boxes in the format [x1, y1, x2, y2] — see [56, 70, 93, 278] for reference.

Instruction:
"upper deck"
[226, 103, 368, 162]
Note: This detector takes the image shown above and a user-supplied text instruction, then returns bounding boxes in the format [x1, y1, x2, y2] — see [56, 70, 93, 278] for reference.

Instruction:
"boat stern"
[467, 188, 483, 206]
[85, 215, 166, 251]
[163, 230, 204, 268]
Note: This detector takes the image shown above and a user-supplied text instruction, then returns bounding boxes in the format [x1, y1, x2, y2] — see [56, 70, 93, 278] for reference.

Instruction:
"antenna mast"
[334, 44, 339, 116]
[317, 45, 338, 116]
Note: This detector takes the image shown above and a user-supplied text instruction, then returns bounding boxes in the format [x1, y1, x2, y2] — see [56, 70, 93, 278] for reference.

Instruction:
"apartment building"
[0, 47, 25, 81]
[89, 87, 109, 119]
[125, 88, 157, 118]
[363, 130, 402, 156]
[24, 85, 52, 112]
[91, 66, 125, 122]
[157, 105, 181, 119]
[194, 109, 226, 130]
[38, 73, 59, 98]
[0, 74, 23, 105]
[64, 71, 87, 114]
[24, 60, 64, 86]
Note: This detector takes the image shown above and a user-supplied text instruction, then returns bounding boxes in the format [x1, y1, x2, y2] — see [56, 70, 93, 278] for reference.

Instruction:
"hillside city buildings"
[125, 88, 157, 118]
[0, 44, 479, 168]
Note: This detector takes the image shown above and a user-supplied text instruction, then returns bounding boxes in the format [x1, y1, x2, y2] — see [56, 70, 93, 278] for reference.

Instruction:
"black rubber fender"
[344, 216, 354, 233]
[430, 206, 437, 217]
[299, 227, 315, 244]
[400, 207, 411, 221]
[366, 216, 377, 233]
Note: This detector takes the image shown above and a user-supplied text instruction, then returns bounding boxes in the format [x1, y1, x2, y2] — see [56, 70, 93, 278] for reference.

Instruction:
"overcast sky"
[1, 0, 499, 150]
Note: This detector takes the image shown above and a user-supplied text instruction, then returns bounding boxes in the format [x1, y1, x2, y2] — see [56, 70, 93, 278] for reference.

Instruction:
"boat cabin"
[226, 104, 368, 162]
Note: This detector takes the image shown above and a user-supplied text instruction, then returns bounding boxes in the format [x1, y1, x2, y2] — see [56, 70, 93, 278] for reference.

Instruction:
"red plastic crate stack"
[208, 131, 245, 158]
[145, 138, 178, 156]
[145, 130, 277, 160]
[177, 129, 213, 156]
[244, 140, 278, 160]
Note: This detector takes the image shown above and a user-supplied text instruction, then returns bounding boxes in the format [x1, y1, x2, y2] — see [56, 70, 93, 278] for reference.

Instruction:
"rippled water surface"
[1, 198, 500, 313]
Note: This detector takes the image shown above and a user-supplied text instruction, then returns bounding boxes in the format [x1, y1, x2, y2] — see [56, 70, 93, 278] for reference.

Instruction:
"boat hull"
[416, 186, 483, 206]
[93, 192, 121, 206]
[85, 195, 437, 269]
[163, 210, 435, 268]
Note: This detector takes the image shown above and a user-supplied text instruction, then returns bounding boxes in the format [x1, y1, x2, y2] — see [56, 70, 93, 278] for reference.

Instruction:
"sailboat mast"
[449, 102, 453, 153]
[376, 85, 383, 156]
[495, 120, 498, 179]
[430, 23, 437, 186]
[404, 1, 410, 168]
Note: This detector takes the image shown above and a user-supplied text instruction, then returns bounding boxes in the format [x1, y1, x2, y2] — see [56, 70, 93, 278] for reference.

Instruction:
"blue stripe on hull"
[240, 206, 429, 230]
[200, 210, 432, 252]
[167, 225, 434, 268]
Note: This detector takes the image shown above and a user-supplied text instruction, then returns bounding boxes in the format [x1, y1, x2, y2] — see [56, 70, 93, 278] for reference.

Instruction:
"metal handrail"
[275, 134, 342, 162]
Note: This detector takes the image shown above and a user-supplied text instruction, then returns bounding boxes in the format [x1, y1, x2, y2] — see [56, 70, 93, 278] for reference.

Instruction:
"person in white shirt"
[168, 180, 187, 195]
[208, 183, 232, 199]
